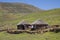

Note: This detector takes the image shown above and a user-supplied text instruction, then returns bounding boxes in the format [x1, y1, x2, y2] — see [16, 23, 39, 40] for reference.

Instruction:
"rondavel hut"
[17, 20, 31, 30]
[31, 20, 49, 31]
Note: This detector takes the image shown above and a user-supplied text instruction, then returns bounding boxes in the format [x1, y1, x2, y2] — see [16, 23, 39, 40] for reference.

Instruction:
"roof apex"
[32, 19, 48, 24]
[17, 20, 29, 25]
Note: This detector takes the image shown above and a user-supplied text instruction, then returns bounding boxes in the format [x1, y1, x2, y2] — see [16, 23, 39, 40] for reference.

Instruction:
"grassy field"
[0, 32, 60, 40]
[0, 8, 60, 40]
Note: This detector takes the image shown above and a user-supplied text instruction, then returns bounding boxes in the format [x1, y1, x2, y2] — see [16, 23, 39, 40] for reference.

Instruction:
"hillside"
[0, 2, 60, 40]
[0, 8, 60, 40]
[0, 8, 60, 29]
[22, 8, 60, 25]
[0, 2, 43, 13]
[0, 2, 60, 29]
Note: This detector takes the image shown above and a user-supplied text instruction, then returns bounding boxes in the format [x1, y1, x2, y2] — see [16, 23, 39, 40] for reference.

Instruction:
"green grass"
[0, 8, 60, 29]
[0, 8, 60, 40]
[21, 8, 60, 25]
[0, 32, 60, 40]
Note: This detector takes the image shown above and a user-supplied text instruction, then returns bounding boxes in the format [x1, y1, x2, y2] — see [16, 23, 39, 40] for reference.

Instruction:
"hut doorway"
[21, 25, 25, 30]
[17, 24, 25, 30]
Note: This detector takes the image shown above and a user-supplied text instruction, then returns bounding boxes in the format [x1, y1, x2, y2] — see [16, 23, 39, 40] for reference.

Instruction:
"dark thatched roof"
[32, 20, 48, 25]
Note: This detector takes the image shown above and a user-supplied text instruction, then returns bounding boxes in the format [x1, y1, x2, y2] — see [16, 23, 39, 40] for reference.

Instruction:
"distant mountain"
[0, 2, 43, 13]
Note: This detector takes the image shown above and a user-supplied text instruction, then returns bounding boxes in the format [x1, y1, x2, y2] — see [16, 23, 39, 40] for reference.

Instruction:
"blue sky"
[0, 0, 60, 10]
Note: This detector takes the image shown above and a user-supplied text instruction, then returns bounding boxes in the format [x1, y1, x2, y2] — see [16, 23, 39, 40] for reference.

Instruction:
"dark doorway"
[17, 24, 25, 30]
[21, 25, 25, 30]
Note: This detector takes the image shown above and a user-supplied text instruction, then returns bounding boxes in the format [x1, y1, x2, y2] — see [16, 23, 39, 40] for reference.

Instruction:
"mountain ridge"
[0, 2, 44, 13]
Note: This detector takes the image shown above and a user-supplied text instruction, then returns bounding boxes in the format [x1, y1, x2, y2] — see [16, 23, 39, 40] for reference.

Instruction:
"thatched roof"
[17, 20, 30, 25]
[32, 20, 48, 25]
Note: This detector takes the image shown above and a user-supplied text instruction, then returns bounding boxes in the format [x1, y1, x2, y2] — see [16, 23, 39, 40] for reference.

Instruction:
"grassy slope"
[0, 2, 42, 13]
[21, 8, 60, 25]
[0, 8, 60, 29]
[0, 8, 60, 40]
